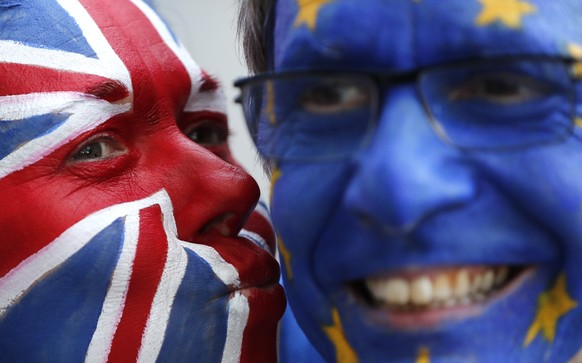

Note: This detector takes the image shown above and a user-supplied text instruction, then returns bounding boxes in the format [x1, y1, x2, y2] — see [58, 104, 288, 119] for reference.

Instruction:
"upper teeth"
[364, 267, 510, 309]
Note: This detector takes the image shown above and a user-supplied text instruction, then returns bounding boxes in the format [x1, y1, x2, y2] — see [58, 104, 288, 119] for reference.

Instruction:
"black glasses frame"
[235, 56, 579, 160]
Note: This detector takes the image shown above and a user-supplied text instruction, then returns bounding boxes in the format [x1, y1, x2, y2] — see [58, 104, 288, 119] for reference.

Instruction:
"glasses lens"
[421, 59, 574, 149]
[239, 74, 375, 161]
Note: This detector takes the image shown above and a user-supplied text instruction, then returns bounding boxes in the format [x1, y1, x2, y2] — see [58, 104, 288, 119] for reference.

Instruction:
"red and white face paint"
[0, 1, 284, 361]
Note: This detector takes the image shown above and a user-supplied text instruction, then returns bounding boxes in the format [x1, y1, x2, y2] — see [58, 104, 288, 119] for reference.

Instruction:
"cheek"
[475, 141, 582, 239]
[271, 163, 352, 249]
[0, 162, 148, 257]
[0, 177, 94, 279]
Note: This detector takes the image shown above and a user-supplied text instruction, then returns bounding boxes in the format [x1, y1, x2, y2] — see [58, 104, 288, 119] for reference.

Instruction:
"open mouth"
[351, 265, 529, 326]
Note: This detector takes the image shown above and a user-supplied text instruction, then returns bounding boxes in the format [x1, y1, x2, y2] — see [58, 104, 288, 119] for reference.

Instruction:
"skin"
[270, 0, 582, 362]
[0, 1, 284, 362]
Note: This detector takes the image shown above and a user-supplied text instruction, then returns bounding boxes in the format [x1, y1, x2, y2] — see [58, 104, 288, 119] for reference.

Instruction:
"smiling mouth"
[352, 265, 528, 316]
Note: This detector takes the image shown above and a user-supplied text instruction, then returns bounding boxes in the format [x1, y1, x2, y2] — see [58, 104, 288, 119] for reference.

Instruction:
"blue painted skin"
[269, 0, 582, 362]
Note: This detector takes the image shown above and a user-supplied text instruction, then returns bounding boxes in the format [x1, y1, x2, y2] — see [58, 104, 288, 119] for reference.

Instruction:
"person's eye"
[185, 121, 228, 146]
[449, 73, 549, 104]
[70, 136, 126, 162]
[300, 81, 370, 114]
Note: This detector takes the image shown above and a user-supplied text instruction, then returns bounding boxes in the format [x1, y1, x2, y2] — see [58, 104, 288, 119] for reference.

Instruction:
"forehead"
[0, 0, 184, 96]
[274, 0, 582, 71]
[0, 0, 223, 179]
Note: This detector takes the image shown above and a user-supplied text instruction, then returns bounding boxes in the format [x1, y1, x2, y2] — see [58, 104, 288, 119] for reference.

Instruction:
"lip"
[350, 264, 535, 330]
[235, 283, 287, 309]
[231, 236, 282, 290]
[222, 236, 286, 322]
[191, 234, 283, 292]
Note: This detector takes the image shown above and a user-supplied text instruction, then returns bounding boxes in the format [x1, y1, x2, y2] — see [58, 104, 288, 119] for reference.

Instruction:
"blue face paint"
[269, 0, 582, 361]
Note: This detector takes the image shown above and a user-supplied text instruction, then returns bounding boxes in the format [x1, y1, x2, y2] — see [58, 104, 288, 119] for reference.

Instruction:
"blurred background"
[155, 1, 271, 200]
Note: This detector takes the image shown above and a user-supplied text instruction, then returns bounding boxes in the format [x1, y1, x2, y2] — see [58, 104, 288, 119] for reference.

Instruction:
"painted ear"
[239, 201, 277, 256]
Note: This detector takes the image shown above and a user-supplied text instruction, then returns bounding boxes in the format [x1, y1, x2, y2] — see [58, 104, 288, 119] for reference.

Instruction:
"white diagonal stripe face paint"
[85, 213, 140, 363]
[222, 292, 250, 363]
[0, 190, 170, 318]
[136, 193, 189, 363]
[0, 0, 131, 89]
[0, 94, 130, 178]
[181, 243, 241, 288]
[239, 228, 270, 252]
[0, 0, 133, 179]
[0, 187, 247, 362]
[129, 0, 227, 114]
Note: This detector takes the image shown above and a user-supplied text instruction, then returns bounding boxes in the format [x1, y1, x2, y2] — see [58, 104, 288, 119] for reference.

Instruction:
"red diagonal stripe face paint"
[79, 0, 191, 115]
[108, 205, 168, 362]
[0, 65, 119, 97]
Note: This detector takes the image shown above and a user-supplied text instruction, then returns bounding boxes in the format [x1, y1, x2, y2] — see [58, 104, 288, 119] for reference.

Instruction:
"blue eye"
[70, 137, 126, 162]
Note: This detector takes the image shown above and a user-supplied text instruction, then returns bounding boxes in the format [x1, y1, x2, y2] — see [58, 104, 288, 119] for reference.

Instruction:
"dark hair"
[237, 0, 274, 74]
[237, 0, 277, 175]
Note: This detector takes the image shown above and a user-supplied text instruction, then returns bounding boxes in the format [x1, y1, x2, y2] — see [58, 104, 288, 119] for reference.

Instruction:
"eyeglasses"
[234, 57, 577, 162]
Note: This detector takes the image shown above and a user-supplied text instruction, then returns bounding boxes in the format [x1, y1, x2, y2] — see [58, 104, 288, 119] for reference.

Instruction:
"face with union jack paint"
[0, 1, 285, 362]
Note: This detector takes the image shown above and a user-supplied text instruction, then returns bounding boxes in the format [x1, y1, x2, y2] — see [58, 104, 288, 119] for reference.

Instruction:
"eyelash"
[66, 113, 229, 169]
[69, 134, 127, 163]
[183, 120, 229, 146]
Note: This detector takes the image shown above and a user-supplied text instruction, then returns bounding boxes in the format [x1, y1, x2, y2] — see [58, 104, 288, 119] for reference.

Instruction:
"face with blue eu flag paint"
[0, 1, 285, 362]
[261, 0, 582, 361]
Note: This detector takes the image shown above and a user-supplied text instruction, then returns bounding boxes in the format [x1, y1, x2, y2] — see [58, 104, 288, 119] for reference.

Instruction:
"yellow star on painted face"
[323, 308, 358, 363]
[264, 81, 277, 126]
[269, 166, 281, 205]
[568, 43, 582, 80]
[416, 347, 430, 363]
[269, 168, 294, 280]
[524, 273, 578, 346]
[294, 0, 333, 30]
[475, 0, 537, 29]
[570, 44, 582, 128]
[277, 235, 294, 280]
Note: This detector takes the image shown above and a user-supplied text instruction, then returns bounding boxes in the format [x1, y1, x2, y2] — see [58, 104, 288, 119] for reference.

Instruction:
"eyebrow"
[86, 80, 129, 103]
[199, 70, 220, 93]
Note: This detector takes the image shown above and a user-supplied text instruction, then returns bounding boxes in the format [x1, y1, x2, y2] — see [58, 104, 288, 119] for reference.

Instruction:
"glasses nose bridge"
[373, 76, 435, 141]
[371, 82, 452, 166]
[345, 84, 475, 232]
[374, 69, 421, 99]
[373, 70, 431, 128]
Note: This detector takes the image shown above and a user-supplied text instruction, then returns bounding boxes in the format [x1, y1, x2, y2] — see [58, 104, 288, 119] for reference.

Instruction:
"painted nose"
[343, 86, 476, 235]
[159, 133, 260, 242]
